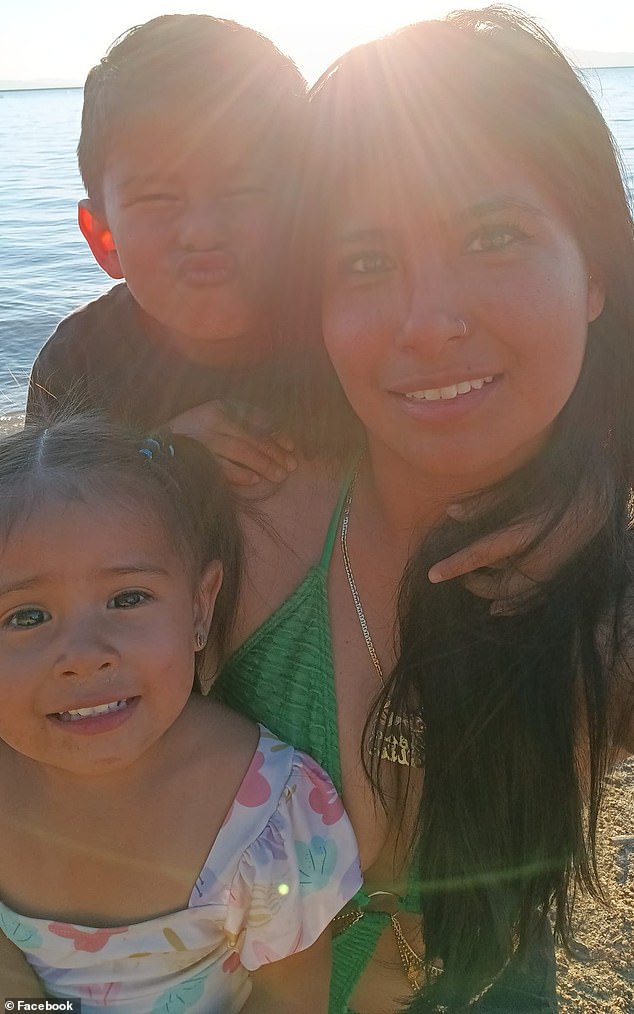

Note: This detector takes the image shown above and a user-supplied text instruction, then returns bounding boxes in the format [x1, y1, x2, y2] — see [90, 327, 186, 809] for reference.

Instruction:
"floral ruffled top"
[0, 725, 362, 1013]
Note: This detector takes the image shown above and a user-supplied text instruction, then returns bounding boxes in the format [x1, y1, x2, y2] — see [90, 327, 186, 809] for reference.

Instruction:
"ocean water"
[1, 69, 634, 422]
[0, 88, 108, 423]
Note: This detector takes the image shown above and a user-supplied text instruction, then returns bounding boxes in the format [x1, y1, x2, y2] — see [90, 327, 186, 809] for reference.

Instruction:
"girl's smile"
[48, 696, 140, 734]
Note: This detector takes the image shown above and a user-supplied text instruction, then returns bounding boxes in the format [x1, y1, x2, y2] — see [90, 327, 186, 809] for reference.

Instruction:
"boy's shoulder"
[37, 283, 144, 364]
[26, 283, 168, 425]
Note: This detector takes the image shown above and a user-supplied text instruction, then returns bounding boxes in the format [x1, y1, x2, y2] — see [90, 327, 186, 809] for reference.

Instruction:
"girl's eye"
[108, 590, 150, 609]
[465, 225, 527, 253]
[5, 607, 50, 629]
[345, 252, 395, 275]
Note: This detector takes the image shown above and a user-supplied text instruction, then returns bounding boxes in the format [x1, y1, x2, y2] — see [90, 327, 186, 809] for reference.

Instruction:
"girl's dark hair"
[288, 5, 634, 1007]
[0, 414, 241, 688]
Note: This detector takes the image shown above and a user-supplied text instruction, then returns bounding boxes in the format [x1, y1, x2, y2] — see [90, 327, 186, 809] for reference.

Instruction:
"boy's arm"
[241, 929, 331, 1014]
[169, 400, 297, 488]
[0, 931, 45, 999]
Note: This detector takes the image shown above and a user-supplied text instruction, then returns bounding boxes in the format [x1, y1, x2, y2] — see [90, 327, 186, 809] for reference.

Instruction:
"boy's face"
[82, 112, 289, 367]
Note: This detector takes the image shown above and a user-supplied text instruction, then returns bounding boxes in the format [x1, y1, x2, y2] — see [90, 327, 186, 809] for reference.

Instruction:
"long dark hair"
[290, 6, 634, 1007]
[0, 414, 242, 687]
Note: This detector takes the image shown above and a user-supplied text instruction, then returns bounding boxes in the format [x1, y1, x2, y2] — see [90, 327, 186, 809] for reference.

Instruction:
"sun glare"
[200, 1, 463, 84]
[1, 0, 632, 85]
[199, 0, 634, 85]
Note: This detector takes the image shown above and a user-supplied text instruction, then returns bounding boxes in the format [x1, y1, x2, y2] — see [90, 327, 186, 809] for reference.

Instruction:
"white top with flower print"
[0, 725, 362, 1014]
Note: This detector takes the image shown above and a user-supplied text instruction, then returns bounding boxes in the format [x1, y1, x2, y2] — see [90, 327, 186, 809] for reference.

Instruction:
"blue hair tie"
[139, 435, 175, 461]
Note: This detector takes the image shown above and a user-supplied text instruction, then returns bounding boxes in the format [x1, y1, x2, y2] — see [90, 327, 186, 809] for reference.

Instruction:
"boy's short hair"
[78, 14, 306, 204]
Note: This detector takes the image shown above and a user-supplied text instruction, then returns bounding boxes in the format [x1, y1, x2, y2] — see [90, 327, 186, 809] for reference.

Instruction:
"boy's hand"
[169, 401, 297, 487]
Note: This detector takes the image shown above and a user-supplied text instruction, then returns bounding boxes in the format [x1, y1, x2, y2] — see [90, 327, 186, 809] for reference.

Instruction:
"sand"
[556, 758, 634, 1013]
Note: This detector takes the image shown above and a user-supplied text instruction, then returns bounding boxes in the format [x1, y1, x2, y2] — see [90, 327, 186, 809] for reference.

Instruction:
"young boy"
[26, 14, 306, 483]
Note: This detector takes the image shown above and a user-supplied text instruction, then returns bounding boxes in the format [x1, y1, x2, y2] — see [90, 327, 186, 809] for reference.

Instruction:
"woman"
[2, 7, 633, 1012]
[219, 7, 634, 1011]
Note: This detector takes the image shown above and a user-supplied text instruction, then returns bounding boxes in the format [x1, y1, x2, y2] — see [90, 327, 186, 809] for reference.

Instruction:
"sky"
[2, 0, 634, 86]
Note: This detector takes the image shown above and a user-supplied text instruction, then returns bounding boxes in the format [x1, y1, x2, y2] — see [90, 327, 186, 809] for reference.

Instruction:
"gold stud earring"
[195, 632, 206, 650]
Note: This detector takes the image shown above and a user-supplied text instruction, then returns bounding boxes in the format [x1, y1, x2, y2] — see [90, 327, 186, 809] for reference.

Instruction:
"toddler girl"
[0, 416, 361, 1013]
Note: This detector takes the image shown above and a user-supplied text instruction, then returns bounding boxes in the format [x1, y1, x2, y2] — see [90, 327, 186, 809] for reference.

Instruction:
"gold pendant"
[372, 700, 425, 767]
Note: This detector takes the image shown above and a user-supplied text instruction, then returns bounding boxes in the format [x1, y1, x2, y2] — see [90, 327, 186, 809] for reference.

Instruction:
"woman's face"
[321, 152, 605, 491]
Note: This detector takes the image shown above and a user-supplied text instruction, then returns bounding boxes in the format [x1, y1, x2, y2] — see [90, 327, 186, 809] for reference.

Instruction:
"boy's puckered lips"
[177, 250, 237, 287]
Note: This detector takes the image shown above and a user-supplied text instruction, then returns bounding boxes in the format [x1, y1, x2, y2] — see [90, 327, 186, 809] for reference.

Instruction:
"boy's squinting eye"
[345, 252, 396, 275]
[224, 186, 270, 201]
[108, 590, 152, 609]
[5, 607, 50, 629]
[465, 224, 529, 253]
[130, 192, 180, 207]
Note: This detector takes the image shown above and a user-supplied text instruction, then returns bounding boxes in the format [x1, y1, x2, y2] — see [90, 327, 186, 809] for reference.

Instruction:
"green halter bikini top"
[216, 476, 418, 1012]
[216, 475, 558, 1013]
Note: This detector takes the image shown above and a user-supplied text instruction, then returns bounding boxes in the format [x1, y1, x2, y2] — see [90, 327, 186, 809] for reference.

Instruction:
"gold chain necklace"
[340, 465, 424, 768]
[336, 465, 435, 992]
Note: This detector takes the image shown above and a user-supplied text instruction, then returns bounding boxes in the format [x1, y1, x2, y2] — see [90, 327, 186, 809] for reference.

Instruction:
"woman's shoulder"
[232, 457, 345, 649]
[239, 455, 342, 543]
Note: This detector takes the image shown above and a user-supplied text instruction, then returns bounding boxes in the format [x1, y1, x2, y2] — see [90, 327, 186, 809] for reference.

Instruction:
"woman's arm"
[0, 931, 45, 999]
[241, 930, 331, 1014]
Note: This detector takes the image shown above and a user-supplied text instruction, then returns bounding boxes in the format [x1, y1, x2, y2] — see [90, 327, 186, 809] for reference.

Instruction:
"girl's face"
[321, 152, 605, 492]
[0, 493, 221, 777]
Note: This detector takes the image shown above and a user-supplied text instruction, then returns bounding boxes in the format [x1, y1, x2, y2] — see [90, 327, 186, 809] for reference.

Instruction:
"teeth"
[57, 700, 128, 722]
[405, 376, 493, 401]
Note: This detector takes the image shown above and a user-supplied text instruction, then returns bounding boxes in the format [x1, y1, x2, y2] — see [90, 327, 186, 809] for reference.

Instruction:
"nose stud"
[456, 317, 468, 338]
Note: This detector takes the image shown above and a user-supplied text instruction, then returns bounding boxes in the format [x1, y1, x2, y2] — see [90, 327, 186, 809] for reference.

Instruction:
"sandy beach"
[556, 758, 633, 1013]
